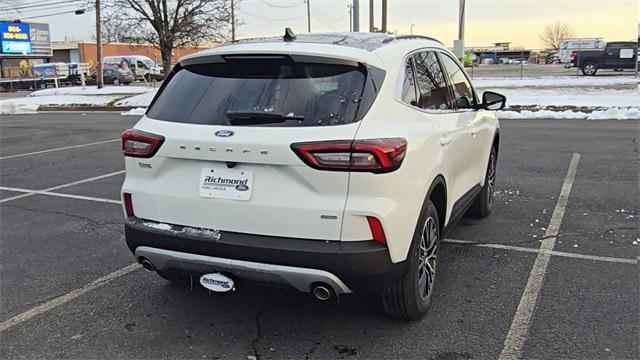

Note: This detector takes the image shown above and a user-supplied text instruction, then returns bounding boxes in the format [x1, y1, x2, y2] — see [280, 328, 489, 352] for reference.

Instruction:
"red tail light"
[291, 138, 407, 173]
[123, 192, 134, 217]
[570, 51, 577, 58]
[367, 216, 387, 246]
[122, 129, 165, 158]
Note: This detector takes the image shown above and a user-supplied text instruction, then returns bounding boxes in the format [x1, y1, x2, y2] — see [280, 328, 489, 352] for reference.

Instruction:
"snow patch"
[0, 95, 119, 114]
[121, 108, 146, 116]
[31, 85, 153, 97]
[141, 221, 221, 241]
[486, 88, 640, 108]
[473, 76, 639, 88]
[498, 108, 640, 120]
[114, 90, 157, 107]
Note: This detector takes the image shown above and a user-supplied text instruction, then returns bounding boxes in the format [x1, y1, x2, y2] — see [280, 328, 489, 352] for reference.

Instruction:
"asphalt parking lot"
[0, 113, 638, 359]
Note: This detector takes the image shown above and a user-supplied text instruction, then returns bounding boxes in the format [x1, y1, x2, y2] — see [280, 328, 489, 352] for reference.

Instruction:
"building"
[466, 42, 533, 64]
[52, 41, 210, 68]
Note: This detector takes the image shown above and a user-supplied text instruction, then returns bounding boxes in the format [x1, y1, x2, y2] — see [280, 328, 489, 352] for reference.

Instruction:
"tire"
[468, 146, 497, 218]
[381, 200, 440, 320]
[581, 62, 598, 76]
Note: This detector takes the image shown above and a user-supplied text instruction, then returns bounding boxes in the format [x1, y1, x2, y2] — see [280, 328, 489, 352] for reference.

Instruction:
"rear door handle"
[440, 136, 452, 146]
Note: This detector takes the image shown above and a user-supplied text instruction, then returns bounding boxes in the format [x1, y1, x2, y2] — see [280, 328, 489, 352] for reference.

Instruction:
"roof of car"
[220, 31, 443, 52]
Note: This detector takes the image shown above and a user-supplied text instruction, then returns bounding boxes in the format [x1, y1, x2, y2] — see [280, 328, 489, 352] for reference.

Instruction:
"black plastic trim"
[125, 218, 406, 292]
[443, 184, 481, 235]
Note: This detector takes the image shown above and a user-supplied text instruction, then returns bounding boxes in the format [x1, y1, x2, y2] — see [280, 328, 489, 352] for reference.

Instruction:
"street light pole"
[410, 23, 415, 35]
[381, 0, 387, 33]
[95, 0, 103, 89]
[369, 0, 374, 32]
[453, 0, 466, 62]
[306, 0, 311, 32]
[231, 0, 235, 41]
[352, 0, 359, 32]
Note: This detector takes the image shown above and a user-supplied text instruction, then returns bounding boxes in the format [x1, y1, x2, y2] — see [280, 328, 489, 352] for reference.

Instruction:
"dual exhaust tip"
[139, 257, 335, 301]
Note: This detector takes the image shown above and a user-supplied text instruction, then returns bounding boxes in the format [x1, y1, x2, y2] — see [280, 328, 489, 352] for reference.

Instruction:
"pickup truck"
[573, 41, 638, 75]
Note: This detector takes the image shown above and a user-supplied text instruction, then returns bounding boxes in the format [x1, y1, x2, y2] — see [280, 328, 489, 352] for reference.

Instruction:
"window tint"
[147, 58, 369, 127]
[412, 52, 450, 110]
[439, 54, 476, 109]
[401, 59, 417, 106]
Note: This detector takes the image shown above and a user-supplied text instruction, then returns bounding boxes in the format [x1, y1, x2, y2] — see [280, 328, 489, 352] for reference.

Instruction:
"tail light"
[570, 51, 577, 59]
[123, 193, 134, 217]
[122, 129, 164, 158]
[367, 216, 387, 246]
[291, 138, 407, 173]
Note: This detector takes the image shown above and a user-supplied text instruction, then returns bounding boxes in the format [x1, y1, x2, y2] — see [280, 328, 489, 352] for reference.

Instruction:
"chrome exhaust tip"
[312, 284, 332, 301]
[139, 258, 156, 272]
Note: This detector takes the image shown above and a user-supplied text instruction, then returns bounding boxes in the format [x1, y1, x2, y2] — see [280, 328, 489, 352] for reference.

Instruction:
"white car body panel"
[122, 34, 499, 265]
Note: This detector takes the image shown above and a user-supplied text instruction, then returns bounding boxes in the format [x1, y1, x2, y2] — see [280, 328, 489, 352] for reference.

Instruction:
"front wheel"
[468, 146, 497, 218]
[581, 62, 598, 76]
[381, 200, 440, 320]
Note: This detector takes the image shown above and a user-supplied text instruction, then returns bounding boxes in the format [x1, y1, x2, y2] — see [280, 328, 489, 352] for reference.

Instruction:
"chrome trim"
[135, 246, 353, 294]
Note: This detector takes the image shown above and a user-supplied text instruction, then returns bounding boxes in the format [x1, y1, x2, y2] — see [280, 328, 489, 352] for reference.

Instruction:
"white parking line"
[0, 139, 119, 160]
[0, 170, 124, 204]
[0, 186, 121, 205]
[499, 153, 580, 360]
[0, 264, 140, 333]
[443, 239, 637, 265]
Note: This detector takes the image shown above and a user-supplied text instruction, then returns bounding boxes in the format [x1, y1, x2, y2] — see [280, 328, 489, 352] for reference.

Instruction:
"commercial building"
[465, 42, 533, 64]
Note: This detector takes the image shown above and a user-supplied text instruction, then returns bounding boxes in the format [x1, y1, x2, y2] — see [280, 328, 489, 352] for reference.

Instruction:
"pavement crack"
[250, 306, 266, 360]
[1, 203, 123, 234]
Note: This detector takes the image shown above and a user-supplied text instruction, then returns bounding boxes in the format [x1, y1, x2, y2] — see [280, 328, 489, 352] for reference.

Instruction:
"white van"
[103, 55, 163, 81]
[558, 38, 605, 65]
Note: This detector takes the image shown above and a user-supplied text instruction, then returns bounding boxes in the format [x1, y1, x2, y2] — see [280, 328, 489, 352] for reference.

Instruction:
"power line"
[21, 8, 90, 20]
[240, 8, 305, 22]
[5, 2, 86, 14]
[256, 0, 305, 9]
[310, 3, 348, 22]
[0, 0, 85, 12]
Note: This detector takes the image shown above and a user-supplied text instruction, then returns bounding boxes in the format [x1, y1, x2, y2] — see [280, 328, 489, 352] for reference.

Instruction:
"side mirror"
[482, 91, 506, 110]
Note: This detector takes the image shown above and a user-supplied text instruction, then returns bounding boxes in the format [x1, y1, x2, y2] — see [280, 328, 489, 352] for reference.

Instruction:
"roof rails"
[382, 35, 444, 45]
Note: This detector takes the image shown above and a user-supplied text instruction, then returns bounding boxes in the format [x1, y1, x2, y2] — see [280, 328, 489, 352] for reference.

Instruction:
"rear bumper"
[125, 218, 406, 293]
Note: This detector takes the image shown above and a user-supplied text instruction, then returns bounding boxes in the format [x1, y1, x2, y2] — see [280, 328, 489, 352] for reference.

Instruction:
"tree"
[539, 21, 575, 50]
[103, 0, 237, 75]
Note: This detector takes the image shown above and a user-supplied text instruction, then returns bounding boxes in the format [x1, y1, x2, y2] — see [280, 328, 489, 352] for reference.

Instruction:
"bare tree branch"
[539, 21, 575, 50]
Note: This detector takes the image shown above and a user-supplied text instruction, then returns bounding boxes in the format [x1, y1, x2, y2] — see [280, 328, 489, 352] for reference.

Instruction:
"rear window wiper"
[226, 111, 305, 125]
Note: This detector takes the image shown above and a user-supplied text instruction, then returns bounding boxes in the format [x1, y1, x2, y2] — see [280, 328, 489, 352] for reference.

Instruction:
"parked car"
[573, 41, 638, 75]
[103, 55, 164, 81]
[120, 31, 505, 320]
[103, 67, 134, 85]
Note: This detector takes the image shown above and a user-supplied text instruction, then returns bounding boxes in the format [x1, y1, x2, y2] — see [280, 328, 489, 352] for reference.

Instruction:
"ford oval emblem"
[215, 130, 234, 137]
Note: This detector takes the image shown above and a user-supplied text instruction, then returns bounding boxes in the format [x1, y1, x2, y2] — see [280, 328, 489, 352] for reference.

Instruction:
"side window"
[401, 59, 417, 106]
[412, 51, 451, 110]
[439, 54, 476, 109]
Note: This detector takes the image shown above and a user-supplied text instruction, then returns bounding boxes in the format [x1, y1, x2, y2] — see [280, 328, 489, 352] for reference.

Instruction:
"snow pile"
[498, 107, 640, 120]
[474, 76, 639, 88]
[30, 85, 153, 97]
[114, 90, 157, 107]
[487, 88, 640, 108]
[121, 108, 146, 116]
[0, 95, 119, 114]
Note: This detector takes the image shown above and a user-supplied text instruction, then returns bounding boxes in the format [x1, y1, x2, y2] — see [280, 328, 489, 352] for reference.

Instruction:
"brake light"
[123, 193, 134, 217]
[570, 51, 577, 59]
[122, 129, 165, 158]
[291, 138, 407, 173]
[367, 216, 387, 245]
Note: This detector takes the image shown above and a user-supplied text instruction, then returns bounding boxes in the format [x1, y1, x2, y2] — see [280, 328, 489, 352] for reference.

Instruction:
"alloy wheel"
[418, 216, 438, 301]
[487, 152, 496, 205]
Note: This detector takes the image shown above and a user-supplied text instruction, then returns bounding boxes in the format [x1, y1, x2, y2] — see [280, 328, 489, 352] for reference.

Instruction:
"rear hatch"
[125, 54, 379, 241]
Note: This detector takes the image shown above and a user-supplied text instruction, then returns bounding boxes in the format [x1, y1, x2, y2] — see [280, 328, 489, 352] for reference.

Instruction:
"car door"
[411, 50, 471, 206]
[604, 43, 636, 68]
[437, 52, 493, 194]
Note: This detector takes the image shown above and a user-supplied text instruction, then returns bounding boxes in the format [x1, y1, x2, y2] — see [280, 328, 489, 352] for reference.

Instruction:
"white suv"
[121, 31, 505, 320]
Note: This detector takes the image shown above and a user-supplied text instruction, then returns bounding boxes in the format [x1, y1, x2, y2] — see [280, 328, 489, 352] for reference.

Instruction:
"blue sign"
[0, 22, 32, 54]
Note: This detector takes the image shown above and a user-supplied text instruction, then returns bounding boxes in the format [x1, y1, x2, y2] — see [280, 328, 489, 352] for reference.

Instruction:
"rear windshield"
[147, 57, 369, 127]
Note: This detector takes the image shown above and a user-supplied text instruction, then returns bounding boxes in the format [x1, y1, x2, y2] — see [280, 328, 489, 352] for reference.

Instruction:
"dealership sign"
[0, 21, 51, 57]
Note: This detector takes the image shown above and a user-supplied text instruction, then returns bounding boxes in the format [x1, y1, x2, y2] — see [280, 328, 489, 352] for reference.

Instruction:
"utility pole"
[231, 0, 235, 41]
[453, 0, 466, 62]
[381, 0, 387, 33]
[95, 0, 103, 89]
[306, 0, 311, 32]
[352, 0, 359, 32]
[348, 4, 352, 32]
[368, 0, 374, 32]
